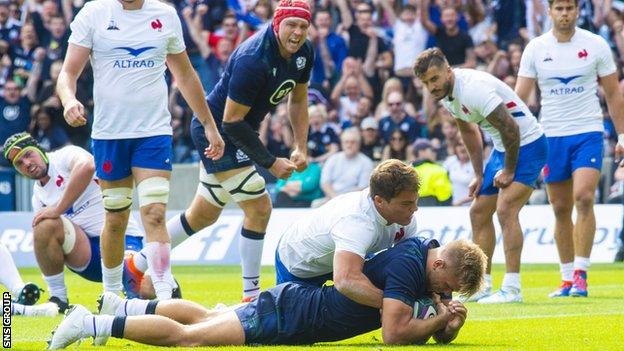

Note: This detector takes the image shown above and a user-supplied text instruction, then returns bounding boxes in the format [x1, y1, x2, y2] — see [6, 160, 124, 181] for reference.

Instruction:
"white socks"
[560, 262, 574, 282]
[102, 263, 123, 294]
[239, 228, 264, 299]
[166, 213, 195, 248]
[0, 243, 25, 296]
[83, 315, 114, 338]
[132, 251, 149, 273]
[501, 273, 521, 293]
[484, 274, 492, 290]
[143, 242, 174, 300]
[574, 256, 590, 272]
[43, 271, 68, 303]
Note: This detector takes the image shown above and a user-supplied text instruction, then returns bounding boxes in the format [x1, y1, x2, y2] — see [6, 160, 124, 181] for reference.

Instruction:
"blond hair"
[308, 104, 328, 120]
[369, 159, 420, 200]
[442, 240, 487, 296]
[413, 47, 449, 78]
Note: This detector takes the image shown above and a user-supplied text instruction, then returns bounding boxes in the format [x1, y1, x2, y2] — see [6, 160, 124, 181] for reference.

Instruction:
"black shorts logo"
[269, 80, 296, 105]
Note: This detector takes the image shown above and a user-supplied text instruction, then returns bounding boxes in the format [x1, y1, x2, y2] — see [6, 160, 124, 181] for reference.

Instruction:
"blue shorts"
[191, 118, 253, 174]
[92, 136, 173, 181]
[234, 283, 322, 345]
[480, 135, 548, 196]
[275, 250, 333, 287]
[543, 132, 603, 183]
[69, 235, 143, 282]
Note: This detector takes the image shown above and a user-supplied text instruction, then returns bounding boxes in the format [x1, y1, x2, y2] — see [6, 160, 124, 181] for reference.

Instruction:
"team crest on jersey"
[269, 79, 296, 105]
[235, 150, 250, 163]
[3, 105, 20, 121]
[151, 19, 163, 32]
[296, 57, 306, 70]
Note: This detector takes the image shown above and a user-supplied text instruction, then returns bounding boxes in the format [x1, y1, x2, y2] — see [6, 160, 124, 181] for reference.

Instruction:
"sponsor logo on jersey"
[107, 19, 119, 30]
[112, 46, 156, 69]
[548, 75, 584, 96]
[269, 79, 296, 104]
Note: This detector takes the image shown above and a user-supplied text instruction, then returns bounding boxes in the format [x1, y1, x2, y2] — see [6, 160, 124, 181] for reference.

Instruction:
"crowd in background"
[2, 0, 624, 207]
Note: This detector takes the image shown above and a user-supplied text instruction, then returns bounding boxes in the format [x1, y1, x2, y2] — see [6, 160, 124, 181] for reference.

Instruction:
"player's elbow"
[332, 273, 352, 294]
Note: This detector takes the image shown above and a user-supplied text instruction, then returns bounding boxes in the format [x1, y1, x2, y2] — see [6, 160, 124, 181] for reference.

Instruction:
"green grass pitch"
[4, 264, 624, 351]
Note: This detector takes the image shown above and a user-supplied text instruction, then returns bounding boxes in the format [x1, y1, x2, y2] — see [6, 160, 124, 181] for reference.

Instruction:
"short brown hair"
[548, 0, 578, 7]
[442, 240, 487, 296]
[413, 47, 448, 78]
[369, 159, 420, 200]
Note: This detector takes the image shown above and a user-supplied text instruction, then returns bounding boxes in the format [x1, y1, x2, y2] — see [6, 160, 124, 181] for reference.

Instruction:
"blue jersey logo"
[114, 46, 156, 57]
[113, 46, 157, 69]
[548, 75, 584, 96]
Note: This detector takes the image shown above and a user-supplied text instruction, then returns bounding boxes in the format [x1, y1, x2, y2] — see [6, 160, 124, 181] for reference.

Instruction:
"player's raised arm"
[485, 103, 520, 188]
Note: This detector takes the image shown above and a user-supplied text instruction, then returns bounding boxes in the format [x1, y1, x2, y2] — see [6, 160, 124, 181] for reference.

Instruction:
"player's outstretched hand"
[204, 128, 225, 160]
[269, 158, 296, 179]
[493, 169, 514, 188]
[290, 147, 308, 172]
[32, 206, 61, 227]
[63, 98, 87, 127]
[468, 176, 483, 198]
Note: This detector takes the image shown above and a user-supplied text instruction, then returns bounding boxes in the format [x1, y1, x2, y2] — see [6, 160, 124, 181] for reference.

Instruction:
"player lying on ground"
[47, 237, 486, 348]
[3, 133, 181, 315]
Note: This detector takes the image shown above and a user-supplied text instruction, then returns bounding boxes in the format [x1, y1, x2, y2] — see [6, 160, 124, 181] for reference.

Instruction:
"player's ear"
[433, 259, 445, 269]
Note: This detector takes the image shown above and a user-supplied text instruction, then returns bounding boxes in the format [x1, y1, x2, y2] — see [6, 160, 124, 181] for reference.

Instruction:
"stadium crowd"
[1, 0, 623, 207]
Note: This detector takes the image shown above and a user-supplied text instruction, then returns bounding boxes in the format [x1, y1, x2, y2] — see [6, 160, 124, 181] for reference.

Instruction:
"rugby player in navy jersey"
[48, 238, 486, 348]
[166, 0, 314, 302]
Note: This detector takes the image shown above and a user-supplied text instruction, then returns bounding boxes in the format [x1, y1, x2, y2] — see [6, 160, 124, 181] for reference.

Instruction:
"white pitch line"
[471, 311, 624, 321]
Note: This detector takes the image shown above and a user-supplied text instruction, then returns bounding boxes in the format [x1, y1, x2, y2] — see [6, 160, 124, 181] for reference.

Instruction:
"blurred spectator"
[310, 8, 348, 90]
[374, 77, 418, 119]
[378, 91, 423, 144]
[260, 105, 293, 161]
[307, 104, 339, 163]
[381, 128, 410, 163]
[360, 116, 383, 161]
[330, 57, 373, 123]
[378, 1, 427, 80]
[274, 155, 323, 208]
[443, 141, 474, 206]
[0, 79, 37, 166]
[206, 13, 245, 48]
[420, 0, 476, 67]
[0, 1, 20, 46]
[11, 24, 42, 87]
[316, 127, 373, 206]
[341, 95, 372, 129]
[336, 0, 390, 63]
[411, 138, 452, 206]
[41, 15, 68, 63]
[438, 115, 459, 160]
[492, 0, 527, 50]
[31, 106, 69, 151]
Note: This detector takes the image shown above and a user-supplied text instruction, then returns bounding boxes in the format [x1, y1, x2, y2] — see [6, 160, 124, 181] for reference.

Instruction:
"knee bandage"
[221, 167, 267, 203]
[60, 216, 76, 254]
[197, 166, 231, 208]
[137, 177, 170, 207]
[102, 187, 133, 212]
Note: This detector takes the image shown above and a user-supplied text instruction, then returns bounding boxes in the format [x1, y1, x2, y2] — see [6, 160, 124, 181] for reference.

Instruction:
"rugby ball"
[413, 296, 437, 319]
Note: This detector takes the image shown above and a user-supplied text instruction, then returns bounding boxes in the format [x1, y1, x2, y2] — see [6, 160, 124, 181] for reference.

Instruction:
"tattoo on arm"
[485, 104, 520, 172]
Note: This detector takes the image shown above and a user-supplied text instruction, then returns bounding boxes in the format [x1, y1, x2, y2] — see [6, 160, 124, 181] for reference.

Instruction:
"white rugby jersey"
[518, 28, 615, 137]
[277, 188, 417, 278]
[68, 0, 185, 139]
[441, 68, 543, 152]
[32, 146, 143, 238]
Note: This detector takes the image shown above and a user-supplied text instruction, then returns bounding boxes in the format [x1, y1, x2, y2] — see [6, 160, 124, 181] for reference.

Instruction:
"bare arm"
[288, 83, 310, 171]
[455, 118, 484, 176]
[600, 72, 624, 134]
[57, 44, 91, 126]
[485, 104, 520, 173]
[333, 250, 383, 308]
[330, 75, 348, 105]
[381, 298, 448, 344]
[379, 0, 397, 26]
[514, 76, 536, 103]
[334, 0, 354, 31]
[363, 32, 378, 77]
[182, 6, 211, 59]
[419, 0, 438, 34]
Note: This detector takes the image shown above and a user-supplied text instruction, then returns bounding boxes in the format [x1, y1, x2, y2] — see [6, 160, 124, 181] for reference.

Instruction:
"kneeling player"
[3, 133, 179, 314]
[48, 238, 486, 348]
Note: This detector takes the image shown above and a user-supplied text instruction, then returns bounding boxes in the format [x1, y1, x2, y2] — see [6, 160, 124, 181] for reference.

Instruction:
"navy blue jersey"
[307, 125, 339, 158]
[206, 26, 314, 131]
[238, 237, 439, 345]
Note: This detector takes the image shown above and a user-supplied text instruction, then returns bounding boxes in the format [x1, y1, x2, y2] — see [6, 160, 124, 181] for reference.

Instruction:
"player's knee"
[222, 168, 267, 204]
[186, 208, 218, 230]
[495, 205, 517, 227]
[33, 218, 63, 242]
[175, 327, 203, 347]
[141, 204, 166, 228]
[244, 196, 272, 222]
[105, 211, 131, 235]
[469, 205, 488, 225]
[137, 177, 170, 208]
[551, 200, 573, 218]
[102, 187, 133, 212]
[574, 192, 595, 213]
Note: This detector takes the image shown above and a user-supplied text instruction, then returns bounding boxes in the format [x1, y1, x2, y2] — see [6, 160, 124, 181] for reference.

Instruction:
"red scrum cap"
[272, 0, 311, 34]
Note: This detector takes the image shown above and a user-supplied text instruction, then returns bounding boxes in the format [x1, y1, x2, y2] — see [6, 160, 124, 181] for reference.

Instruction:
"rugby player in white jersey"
[415, 48, 547, 303]
[56, 0, 224, 300]
[276, 159, 420, 308]
[515, 0, 624, 298]
[2, 133, 166, 320]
